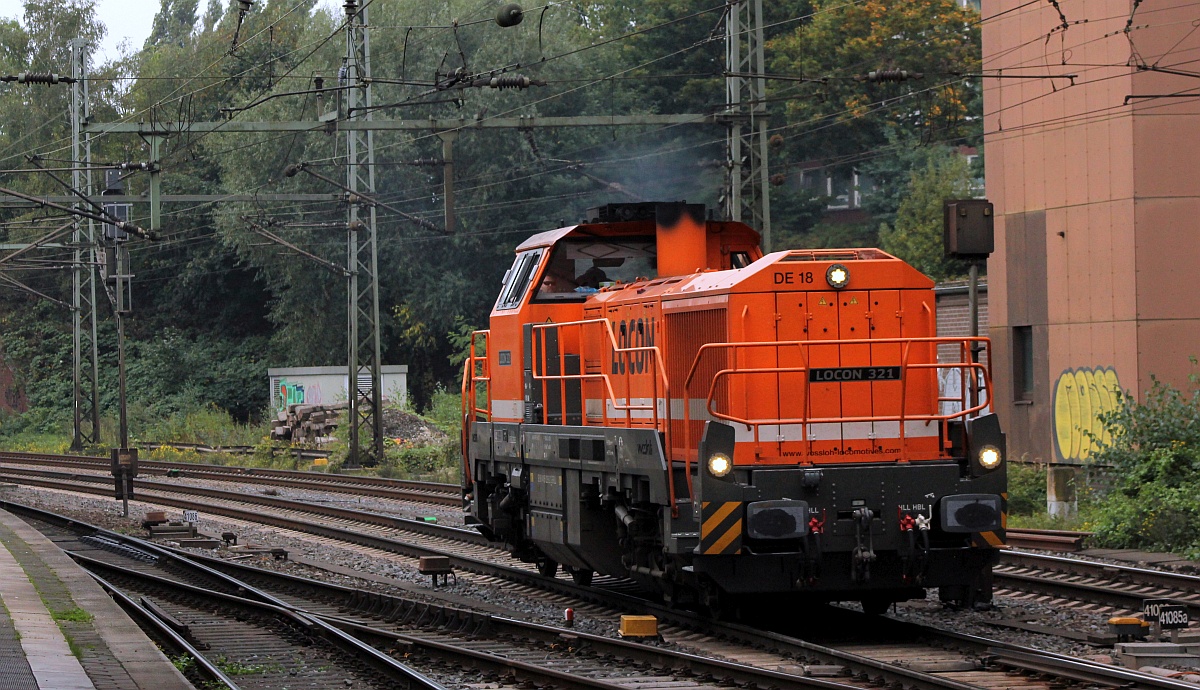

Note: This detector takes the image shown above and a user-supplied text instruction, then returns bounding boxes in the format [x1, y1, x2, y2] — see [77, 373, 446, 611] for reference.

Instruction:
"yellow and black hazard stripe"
[699, 501, 743, 555]
[971, 491, 1008, 548]
[971, 530, 1005, 548]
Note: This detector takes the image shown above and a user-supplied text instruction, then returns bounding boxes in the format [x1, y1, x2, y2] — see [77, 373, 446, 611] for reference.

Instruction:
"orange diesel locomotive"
[462, 202, 1005, 614]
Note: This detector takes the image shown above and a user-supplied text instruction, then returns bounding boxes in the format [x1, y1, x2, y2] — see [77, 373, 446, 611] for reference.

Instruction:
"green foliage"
[170, 655, 196, 674]
[878, 149, 975, 280]
[1091, 373, 1200, 474]
[213, 656, 281, 676]
[769, 186, 837, 249]
[0, 0, 988, 443]
[383, 438, 459, 480]
[425, 387, 464, 435]
[1006, 462, 1047, 517]
[50, 607, 93, 623]
[1085, 369, 1200, 557]
[145, 0, 198, 49]
[138, 404, 267, 447]
[447, 318, 482, 371]
[769, 0, 981, 161]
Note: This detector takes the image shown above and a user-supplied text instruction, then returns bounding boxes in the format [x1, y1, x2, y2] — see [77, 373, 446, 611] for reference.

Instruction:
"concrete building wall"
[267, 366, 408, 412]
[983, 0, 1200, 462]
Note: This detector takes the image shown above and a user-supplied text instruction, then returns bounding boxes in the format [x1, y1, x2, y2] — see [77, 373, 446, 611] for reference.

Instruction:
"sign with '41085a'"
[1144, 599, 1190, 629]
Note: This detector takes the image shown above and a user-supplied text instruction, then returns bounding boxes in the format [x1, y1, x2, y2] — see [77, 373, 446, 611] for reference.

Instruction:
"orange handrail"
[530, 318, 682, 513]
[460, 330, 491, 490]
[681, 336, 993, 478]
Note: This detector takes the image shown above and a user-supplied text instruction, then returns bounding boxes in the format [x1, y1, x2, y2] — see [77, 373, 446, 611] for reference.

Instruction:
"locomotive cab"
[462, 201, 1005, 615]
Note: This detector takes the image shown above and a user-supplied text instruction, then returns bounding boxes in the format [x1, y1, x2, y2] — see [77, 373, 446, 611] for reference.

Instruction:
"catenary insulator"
[16, 72, 73, 85]
[866, 70, 922, 83]
[495, 3, 524, 27]
[490, 75, 531, 89]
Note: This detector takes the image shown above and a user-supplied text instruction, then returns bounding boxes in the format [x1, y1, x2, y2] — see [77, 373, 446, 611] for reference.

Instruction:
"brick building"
[983, 0, 1200, 463]
[935, 280, 989, 365]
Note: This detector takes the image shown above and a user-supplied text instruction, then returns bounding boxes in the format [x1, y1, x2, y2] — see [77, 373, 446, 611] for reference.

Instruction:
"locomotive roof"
[515, 225, 580, 252]
[515, 220, 761, 251]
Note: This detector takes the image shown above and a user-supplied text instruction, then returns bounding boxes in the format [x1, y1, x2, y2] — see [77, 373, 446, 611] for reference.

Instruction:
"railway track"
[63, 531, 443, 688]
[1005, 528, 1091, 552]
[1, 476, 1192, 690]
[0, 450, 460, 506]
[20, 503, 880, 690]
[996, 549, 1200, 619]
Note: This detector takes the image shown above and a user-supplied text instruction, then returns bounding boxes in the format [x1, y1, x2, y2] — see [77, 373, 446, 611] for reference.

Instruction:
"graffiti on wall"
[1053, 367, 1121, 462]
[274, 378, 324, 411]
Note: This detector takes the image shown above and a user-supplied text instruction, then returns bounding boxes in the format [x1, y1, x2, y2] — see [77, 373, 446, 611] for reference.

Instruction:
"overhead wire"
[6, 0, 1186, 291]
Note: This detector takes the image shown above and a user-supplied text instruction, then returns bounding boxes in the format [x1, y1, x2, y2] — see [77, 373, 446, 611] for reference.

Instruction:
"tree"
[146, 0, 198, 48]
[878, 147, 973, 280]
[769, 0, 980, 161]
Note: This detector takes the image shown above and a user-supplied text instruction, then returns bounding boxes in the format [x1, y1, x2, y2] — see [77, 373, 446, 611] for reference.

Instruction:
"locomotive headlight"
[707, 452, 732, 477]
[826, 264, 850, 289]
[977, 444, 1002, 470]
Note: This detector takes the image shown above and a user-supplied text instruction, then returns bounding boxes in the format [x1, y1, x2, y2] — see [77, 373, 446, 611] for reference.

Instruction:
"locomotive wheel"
[537, 558, 558, 577]
[699, 581, 725, 619]
[569, 568, 594, 586]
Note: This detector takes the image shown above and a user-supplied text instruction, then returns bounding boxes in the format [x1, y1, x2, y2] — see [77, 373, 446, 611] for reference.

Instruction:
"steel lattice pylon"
[70, 38, 101, 450]
[344, 3, 384, 468]
[724, 0, 772, 250]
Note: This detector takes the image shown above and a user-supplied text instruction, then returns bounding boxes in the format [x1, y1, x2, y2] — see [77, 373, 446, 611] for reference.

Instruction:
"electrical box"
[618, 615, 658, 638]
[943, 199, 994, 260]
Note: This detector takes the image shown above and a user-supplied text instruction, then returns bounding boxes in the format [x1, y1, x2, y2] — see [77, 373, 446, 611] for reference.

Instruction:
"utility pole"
[69, 38, 101, 450]
[53, 4, 773, 470]
[438, 131, 457, 234]
[724, 0, 772, 250]
[344, 0, 384, 469]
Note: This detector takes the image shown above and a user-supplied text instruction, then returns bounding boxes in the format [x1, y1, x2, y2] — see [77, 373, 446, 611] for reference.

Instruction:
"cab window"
[532, 237, 656, 301]
[495, 249, 543, 310]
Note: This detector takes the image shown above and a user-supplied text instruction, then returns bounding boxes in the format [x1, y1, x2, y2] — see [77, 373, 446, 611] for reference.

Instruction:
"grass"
[169, 654, 197, 675]
[0, 432, 72, 454]
[1005, 461, 1099, 531]
[137, 405, 268, 447]
[213, 656, 283, 676]
[50, 607, 94, 623]
[0, 392, 467, 481]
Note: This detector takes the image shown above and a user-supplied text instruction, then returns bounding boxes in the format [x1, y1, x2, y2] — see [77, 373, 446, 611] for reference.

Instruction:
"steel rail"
[73, 552, 448, 689]
[0, 450, 458, 498]
[1, 494, 1131, 690]
[1004, 528, 1090, 552]
[52, 510, 856, 690]
[989, 646, 1200, 690]
[89, 573, 243, 690]
[996, 550, 1200, 618]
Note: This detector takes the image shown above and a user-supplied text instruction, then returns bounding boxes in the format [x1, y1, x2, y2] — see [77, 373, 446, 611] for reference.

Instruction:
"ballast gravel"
[0, 482, 1168, 664]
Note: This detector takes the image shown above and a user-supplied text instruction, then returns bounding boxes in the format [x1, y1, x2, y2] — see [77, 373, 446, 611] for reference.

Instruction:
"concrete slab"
[0, 511, 192, 690]
[0, 526, 94, 690]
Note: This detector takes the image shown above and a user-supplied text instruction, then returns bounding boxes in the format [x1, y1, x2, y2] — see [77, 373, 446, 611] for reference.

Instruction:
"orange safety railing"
[681, 336, 993, 495]
[530, 319, 682, 513]
[460, 330, 490, 488]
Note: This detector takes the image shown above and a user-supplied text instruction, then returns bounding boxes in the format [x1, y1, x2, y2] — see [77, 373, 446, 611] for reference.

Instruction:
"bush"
[424, 387, 462, 435]
[1086, 371, 1200, 556]
[1006, 462, 1046, 516]
[1085, 446, 1200, 557]
[137, 404, 267, 447]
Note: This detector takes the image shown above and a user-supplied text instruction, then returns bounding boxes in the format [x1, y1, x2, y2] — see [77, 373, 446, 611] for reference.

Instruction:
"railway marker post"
[1145, 599, 1190, 642]
[943, 199, 995, 411]
[110, 447, 137, 517]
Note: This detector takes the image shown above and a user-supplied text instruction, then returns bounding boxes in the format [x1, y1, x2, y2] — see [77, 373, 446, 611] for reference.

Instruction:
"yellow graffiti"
[1053, 367, 1121, 462]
